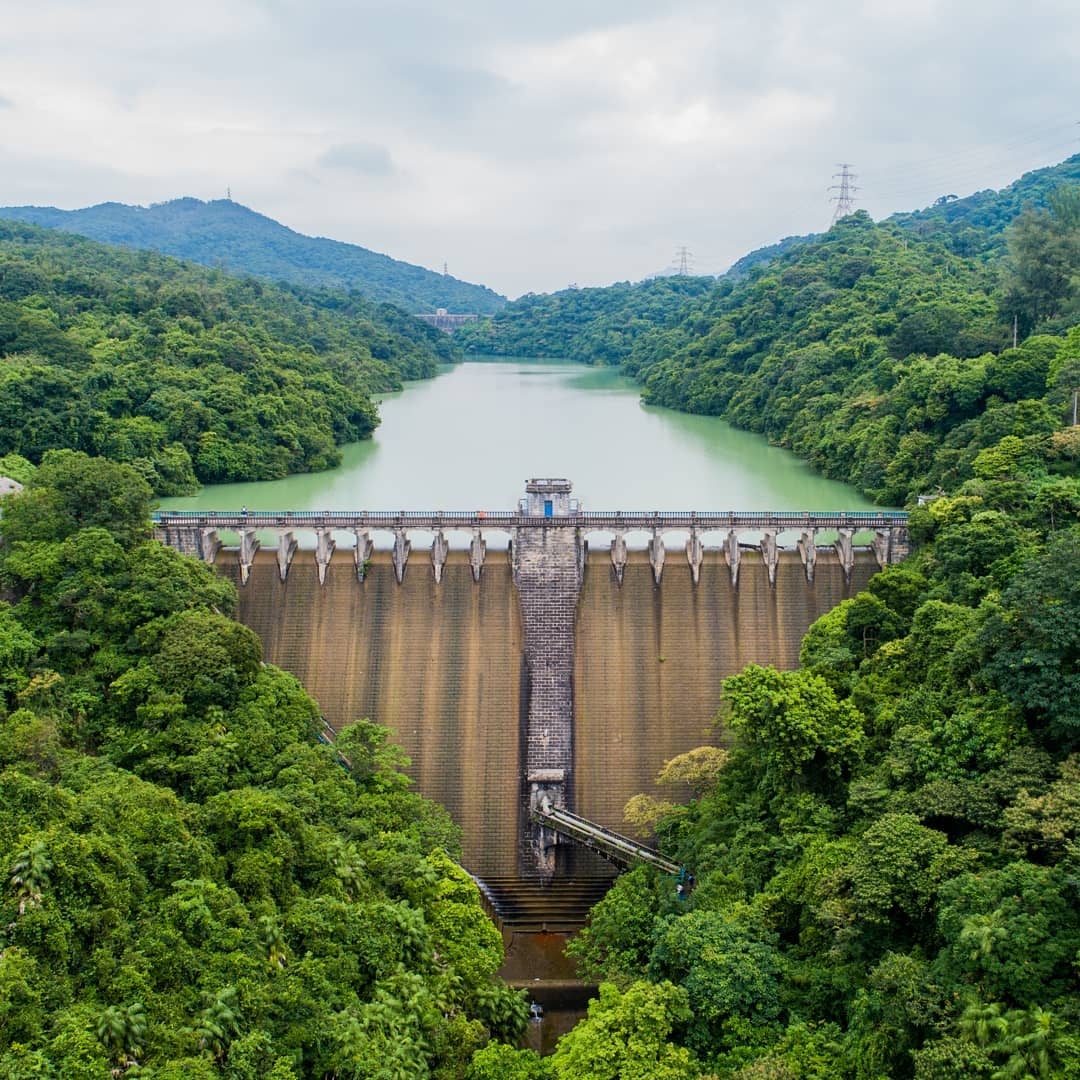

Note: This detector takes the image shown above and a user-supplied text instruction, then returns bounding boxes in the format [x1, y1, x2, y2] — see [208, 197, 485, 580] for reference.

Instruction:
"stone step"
[478, 876, 614, 932]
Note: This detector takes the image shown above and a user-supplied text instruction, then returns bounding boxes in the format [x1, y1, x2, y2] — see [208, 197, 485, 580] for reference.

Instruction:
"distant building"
[0, 476, 23, 498]
[415, 308, 481, 332]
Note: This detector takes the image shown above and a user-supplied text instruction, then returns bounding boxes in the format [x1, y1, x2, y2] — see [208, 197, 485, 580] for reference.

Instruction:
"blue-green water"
[160, 358, 880, 514]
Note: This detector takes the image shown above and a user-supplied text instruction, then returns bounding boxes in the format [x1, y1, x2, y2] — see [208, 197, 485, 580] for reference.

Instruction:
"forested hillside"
[455, 276, 715, 363]
[0, 453, 529, 1078]
[463, 156, 1080, 508]
[0, 198, 506, 314]
[893, 153, 1080, 259]
[0, 220, 457, 493]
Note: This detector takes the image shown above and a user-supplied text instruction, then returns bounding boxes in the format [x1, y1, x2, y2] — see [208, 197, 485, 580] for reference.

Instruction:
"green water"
[159, 358, 880, 513]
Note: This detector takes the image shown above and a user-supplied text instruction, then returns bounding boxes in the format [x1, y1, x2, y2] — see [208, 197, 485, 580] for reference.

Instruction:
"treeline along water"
[159, 358, 883, 515]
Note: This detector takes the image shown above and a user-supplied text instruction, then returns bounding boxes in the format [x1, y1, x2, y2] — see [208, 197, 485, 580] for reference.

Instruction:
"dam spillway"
[156, 481, 907, 923]
[572, 549, 876, 834]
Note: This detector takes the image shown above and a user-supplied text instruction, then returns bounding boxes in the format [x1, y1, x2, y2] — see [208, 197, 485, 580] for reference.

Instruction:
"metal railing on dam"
[153, 506, 910, 588]
[153, 508, 908, 531]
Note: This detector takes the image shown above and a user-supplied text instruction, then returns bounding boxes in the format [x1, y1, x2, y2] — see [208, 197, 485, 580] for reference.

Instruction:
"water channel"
[159, 357, 880, 516]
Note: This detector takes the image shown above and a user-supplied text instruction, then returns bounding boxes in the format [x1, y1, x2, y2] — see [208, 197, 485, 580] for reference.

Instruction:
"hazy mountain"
[0, 197, 506, 314]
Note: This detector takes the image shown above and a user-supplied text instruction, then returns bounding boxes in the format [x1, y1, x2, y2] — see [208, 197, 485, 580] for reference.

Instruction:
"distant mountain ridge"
[720, 152, 1080, 278]
[0, 197, 506, 314]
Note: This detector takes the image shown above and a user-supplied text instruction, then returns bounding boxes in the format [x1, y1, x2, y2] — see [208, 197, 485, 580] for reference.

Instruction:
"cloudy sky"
[1, 0, 1078, 297]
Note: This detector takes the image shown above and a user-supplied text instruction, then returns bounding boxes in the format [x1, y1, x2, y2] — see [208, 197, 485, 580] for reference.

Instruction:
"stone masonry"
[512, 482, 584, 877]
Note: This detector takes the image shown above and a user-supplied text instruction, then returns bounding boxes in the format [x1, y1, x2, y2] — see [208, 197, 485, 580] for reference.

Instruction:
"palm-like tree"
[328, 837, 366, 900]
[10, 841, 52, 915]
[996, 1007, 1057, 1080]
[959, 909, 1008, 963]
[258, 914, 288, 970]
[95, 1001, 147, 1074]
[960, 1000, 1008, 1048]
[195, 987, 242, 1062]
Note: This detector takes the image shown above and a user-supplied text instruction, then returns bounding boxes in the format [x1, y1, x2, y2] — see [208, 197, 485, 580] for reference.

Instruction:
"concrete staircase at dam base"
[479, 876, 615, 934]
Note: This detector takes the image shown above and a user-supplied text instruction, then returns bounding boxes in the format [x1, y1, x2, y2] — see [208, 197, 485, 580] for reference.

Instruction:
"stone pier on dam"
[155, 480, 909, 926]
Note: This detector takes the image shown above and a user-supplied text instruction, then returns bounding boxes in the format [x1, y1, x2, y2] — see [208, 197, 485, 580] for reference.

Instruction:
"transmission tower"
[674, 246, 693, 275]
[828, 164, 858, 225]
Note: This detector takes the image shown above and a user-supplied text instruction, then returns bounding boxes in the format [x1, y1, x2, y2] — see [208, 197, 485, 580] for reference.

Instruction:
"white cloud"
[0, 0, 1077, 295]
[319, 142, 396, 176]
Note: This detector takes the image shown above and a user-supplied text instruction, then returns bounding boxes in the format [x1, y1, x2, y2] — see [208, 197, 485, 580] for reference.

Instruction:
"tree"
[466, 1042, 552, 1080]
[549, 981, 702, 1080]
[566, 867, 662, 986]
[721, 665, 865, 791]
[0, 451, 152, 549]
[647, 911, 783, 1058]
[1001, 208, 1080, 334]
[193, 987, 242, 1062]
[849, 813, 969, 928]
[9, 840, 52, 915]
[980, 527, 1080, 746]
[95, 1002, 147, 1071]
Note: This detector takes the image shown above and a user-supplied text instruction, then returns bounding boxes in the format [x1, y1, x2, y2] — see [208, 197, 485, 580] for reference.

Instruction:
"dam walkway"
[153, 501, 910, 588]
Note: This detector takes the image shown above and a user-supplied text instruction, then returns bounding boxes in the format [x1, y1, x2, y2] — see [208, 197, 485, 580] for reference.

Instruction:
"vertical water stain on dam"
[228, 549, 524, 880]
[227, 544, 877, 883]
[573, 549, 876, 836]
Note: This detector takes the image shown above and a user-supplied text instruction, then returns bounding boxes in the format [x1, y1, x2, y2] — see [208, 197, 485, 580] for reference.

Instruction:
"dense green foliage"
[0, 198, 505, 314]
[557, 440, 1080, 1077]
[0, 453, 528, 1077]
[454, 277, 715, 363]
[464, 157, 1080, 509]
[0, 220, 458, 493]
[893, 154, 1080, 261]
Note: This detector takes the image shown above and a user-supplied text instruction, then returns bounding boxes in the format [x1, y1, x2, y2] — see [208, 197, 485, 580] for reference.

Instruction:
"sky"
[1, 0, 1078, 298]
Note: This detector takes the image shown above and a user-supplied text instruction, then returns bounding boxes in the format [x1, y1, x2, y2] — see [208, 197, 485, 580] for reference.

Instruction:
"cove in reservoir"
[158, 358, 882, 514]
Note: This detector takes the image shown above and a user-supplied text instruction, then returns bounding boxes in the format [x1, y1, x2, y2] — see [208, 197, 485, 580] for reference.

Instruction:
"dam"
[155, 480, 909, 926]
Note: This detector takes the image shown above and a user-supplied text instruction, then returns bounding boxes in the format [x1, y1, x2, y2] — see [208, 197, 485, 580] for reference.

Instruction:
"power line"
[674, 245, 693, 275]
[869, 123, 1080, 203]
[873, 140, 1080, 202]
[829, 164, 858, 225]
[877, 119, 1079, 179]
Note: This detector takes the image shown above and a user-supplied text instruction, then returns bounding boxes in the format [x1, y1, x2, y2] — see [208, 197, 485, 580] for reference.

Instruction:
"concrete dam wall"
[224, 544, 878, 883]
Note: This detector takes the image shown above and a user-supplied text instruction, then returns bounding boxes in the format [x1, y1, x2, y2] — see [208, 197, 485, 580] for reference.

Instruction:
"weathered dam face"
[573, 549, 876, 833]
[223, 542, 878, 883]
[223, 550, 524, 881]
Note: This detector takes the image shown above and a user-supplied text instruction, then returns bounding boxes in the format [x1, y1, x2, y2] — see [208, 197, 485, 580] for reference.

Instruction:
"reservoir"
[159, 357, 880, 515]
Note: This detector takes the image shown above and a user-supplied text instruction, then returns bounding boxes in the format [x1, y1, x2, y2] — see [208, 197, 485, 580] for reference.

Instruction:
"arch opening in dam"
[155, 480, 908, 924]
